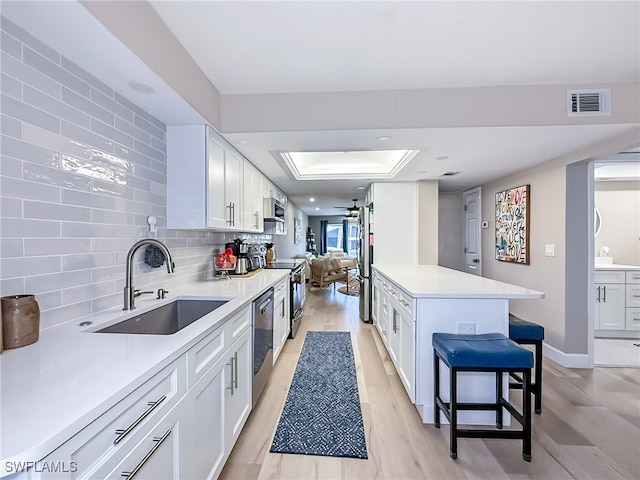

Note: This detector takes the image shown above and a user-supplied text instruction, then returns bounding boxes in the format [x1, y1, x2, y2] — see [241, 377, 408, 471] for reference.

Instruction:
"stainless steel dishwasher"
[252, 288, 274, 407]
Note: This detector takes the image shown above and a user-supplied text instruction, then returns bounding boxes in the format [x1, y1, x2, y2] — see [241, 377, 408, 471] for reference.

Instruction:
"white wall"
[270, 200, 309, 259]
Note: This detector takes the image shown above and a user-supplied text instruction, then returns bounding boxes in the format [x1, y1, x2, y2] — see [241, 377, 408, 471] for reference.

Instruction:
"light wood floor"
[220, 286, 640, 480]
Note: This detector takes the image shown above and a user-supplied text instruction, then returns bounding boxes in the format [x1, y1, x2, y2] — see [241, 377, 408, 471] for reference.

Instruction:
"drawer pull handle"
[121, 429, 171, 479]
[114, 395, 167, 445]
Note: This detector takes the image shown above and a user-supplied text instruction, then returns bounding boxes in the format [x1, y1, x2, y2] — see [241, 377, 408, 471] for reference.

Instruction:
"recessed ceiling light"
[377, 135, 392, 141]
[237, 139, 250, 145]
[127, 81, 154, 94]
[417, 170, 428, 174]
[436, 155, 449, 160]
[309, 197, 315, 202]
[315, 207, 320, 211]
[356, 186, 365, 190]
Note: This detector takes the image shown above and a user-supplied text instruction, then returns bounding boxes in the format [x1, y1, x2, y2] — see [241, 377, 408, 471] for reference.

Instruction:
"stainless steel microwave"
[263, 197, 285, 222]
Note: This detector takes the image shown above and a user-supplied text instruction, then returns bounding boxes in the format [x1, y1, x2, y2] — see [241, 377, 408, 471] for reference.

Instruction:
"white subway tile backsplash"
[1, 51, 60, 99]
[1, 196, 22, 217]
[1, 72, 22, 99]
[1, 176, 61, 202]
[0, 277, 24, 296]
[61, 120, 114, 153]
[23, 85, 90, 128]
[25, 269, 92, 294]
[91, 118, 133, 148]
[60, 57, 113, 97]
[61, 189, 114, 210]
[1, 114, 22, 137]
[115, 117, 150, 144]
[23, 161, 92, 191]
[134, 115, 164, 140]
[0, 19, 241, 329]
[24, 200, 90, 222]
[0, 238, 23, 257]
[63, 281, 115, 305]
[62, 222, 114, 238]
[1, 256, 61, 278]
[62, 252, 115, 271]
[90, 88, 134, 122]
[2, 92, 60, 133]
[40, 301, 91, 330]
[61, 87, 114, 126]
[1, 134, 59, 166]
[23, 47, 89, 97]
[1, 17, 58, 63]
[114, 92, 149, 121]
[1, 30, 21, 59]
[1, 217, 61, 238]
[25, 238, 91, 256]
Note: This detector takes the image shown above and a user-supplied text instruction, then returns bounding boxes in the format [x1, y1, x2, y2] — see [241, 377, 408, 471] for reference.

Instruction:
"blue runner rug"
[270, 331, 368, 459]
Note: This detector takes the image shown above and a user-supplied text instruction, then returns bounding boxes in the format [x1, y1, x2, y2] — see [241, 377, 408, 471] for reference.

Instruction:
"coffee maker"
[229, 239, 253, 275]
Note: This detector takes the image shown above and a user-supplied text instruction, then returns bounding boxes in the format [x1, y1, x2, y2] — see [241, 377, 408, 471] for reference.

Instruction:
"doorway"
[463, 187, 482, 276]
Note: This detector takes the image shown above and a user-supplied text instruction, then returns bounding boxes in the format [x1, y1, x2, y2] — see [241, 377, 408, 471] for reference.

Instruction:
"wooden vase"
[1, 294, 40, 350]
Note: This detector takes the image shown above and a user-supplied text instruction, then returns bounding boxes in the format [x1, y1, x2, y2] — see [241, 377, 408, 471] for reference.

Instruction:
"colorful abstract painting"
[495, 185, 530, 264]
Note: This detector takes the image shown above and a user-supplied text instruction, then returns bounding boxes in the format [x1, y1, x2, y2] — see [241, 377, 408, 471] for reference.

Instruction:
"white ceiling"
[3, 1, 639, 217]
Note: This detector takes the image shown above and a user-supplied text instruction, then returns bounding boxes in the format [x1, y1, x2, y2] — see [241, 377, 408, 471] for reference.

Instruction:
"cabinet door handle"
[121, 429, 171, 479]
[254, 211, 259, 229]
[596, 286, 601, 302]
[233, 351, 238, 389]
[114, 395, 166, 445]
[603, 285, 606, 302]
[392, 310, 397, 333]
[226, 356, 235, 395]
[281, 298, 286, 317]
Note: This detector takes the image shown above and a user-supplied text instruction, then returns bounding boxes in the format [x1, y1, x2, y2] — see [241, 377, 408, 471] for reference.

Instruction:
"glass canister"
[1, 294, 40, 349]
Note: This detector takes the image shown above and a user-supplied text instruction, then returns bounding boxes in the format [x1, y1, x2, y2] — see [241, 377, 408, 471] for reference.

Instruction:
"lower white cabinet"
[372, 271, 416, 401]
[184, 328, 252, 480]
[273, 278, 290, 364]
[594, 268, 640, 334]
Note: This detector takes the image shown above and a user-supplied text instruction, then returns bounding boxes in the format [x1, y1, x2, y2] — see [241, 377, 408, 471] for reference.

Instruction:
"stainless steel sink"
[95, 299, 228, 335]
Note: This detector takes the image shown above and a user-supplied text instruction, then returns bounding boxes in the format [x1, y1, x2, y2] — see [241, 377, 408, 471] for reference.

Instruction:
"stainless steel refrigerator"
[358, 204, 373, 323]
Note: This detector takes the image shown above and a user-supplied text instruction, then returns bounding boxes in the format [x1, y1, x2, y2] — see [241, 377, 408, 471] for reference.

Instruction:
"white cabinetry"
[595, 269, 640, 334]
[273, 278, 290, 364]
[167, 125, 242, 230]
[183, 307, 252, 480]
[242, 160, 264, 232]
[373, 271, 415, 401]
[30, 357, 187, 480]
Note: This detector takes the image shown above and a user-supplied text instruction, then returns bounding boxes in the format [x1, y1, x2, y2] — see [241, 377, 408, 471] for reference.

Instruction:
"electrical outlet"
[457, 322, 476, 334]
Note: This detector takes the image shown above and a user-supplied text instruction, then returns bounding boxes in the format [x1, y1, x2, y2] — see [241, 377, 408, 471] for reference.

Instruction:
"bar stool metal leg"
[496, 371, 503, 429]
[534, 341, 543, 414]
[434, 350, 441, 428]
[450, 367, 458, 459]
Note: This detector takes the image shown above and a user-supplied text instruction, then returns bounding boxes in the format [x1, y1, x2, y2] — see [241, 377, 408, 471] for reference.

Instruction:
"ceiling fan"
[334, 199, 360, 218]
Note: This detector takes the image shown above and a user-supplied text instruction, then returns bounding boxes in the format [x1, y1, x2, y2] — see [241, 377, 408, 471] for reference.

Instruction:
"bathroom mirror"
[594, 207, 602, 237]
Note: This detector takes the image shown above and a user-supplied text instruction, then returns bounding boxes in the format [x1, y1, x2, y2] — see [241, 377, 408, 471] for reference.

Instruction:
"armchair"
[310, 257, 349, 291]
[322, 251, 357, 270]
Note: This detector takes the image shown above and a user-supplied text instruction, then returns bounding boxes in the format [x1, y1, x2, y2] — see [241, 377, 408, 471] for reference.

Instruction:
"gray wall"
[438, 192, 464, 271]
[0, 17, 266, 330]
[308, 215, 349, 255]
[595, 180, 640, 266]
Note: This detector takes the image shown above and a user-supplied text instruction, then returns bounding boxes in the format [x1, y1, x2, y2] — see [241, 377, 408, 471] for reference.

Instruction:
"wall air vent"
[440, 171, 461, 177]
[567, 89, 611, 116]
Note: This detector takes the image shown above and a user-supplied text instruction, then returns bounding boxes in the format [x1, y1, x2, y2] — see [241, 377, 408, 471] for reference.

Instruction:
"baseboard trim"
[544, 344, 591, 368]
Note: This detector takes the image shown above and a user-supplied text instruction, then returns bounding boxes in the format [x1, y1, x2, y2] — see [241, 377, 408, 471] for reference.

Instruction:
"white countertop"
[372, 264, 544, 299]
[594, 264, 640, 270]
[0, 269, 288, 471]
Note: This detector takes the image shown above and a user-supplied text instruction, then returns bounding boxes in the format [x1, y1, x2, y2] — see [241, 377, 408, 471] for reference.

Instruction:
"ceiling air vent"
[567, 89, 611, 116]
[440, 171, 461, 177]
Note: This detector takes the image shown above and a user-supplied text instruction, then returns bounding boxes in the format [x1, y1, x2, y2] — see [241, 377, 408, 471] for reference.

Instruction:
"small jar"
[1, 294, 40, 350]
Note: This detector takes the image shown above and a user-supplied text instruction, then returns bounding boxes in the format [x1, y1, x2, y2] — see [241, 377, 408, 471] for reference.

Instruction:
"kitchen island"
[0, 269, 288, 479]
[371, 265, 544, 424]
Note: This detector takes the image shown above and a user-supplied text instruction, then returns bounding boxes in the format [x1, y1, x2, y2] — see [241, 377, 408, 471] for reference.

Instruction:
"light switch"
[545, 244, 555, 256]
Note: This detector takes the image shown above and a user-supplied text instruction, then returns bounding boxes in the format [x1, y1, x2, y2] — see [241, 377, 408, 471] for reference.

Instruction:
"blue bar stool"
[508, 314, 544, 414]
[433, 333, 534, 462]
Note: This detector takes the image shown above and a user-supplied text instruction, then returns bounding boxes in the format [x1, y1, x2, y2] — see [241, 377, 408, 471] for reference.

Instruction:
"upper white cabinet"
[167, 125, 242, 230]
[263, 178, 287, 205]
[243, 159, 264, 232]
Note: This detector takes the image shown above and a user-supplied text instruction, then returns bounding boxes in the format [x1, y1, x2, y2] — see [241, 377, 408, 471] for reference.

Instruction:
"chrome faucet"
[123, 239, 174, 310]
